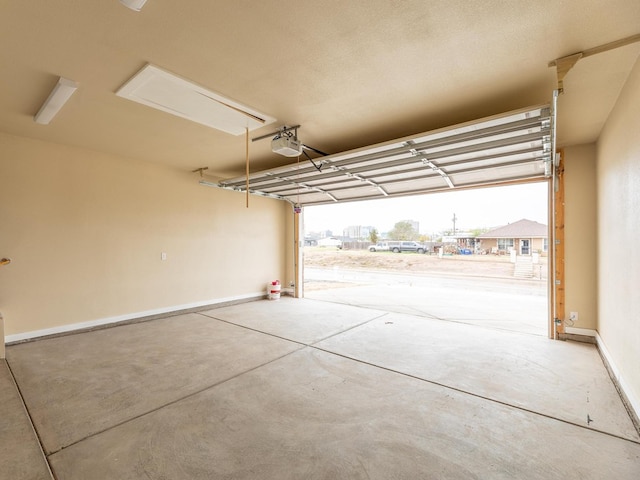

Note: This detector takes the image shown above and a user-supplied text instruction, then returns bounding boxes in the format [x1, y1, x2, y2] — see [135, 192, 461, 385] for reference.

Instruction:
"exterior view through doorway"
[301, 181, 550, 337]
[215, 105, 556, 337]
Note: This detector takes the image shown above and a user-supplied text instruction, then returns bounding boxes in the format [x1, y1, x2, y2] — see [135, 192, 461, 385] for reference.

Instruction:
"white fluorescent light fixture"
[34, 77, 78, 125]
[120, 0, 148, 11]
[117, 64, 276, 135]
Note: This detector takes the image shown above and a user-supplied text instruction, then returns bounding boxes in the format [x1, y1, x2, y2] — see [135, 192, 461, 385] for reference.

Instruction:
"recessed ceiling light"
[120, 0, 148, 12]
[116, 64, 276, 135]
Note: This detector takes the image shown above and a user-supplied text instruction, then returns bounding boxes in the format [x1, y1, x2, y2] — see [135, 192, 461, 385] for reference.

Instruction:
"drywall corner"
[596, 54, 640, 431]
[597, 333, 640, 436]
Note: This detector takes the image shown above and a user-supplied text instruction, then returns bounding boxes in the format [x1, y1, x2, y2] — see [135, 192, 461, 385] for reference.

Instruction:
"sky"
[303, 182, 549, 236]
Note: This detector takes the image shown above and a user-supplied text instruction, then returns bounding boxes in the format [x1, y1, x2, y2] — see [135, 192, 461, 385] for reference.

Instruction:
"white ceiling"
[1, 1, 639, 179]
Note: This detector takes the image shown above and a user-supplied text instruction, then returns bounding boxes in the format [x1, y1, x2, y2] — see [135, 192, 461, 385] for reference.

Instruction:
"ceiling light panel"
[34, 77, 78, 125]
[116, 64, 275, 135]
[120, 0, 148, 11]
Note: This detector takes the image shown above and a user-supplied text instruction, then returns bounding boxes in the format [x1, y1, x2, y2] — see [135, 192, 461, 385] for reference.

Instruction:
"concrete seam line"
[44, 346, 307, 456]
[196, 309, 389, 348]
[4, 360, 56, 478]
[308, 312, 390, 346]
[310, 346, 640, 446]
[195, 312, 309, 347]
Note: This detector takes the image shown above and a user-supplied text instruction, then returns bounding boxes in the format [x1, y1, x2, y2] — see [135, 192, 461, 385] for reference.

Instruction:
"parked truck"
[368, 242, 390, 252]
[387, 241, 429, 254]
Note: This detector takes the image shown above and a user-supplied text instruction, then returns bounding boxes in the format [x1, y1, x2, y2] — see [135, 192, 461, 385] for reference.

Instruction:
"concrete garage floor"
[3, 298, 640, 479]
[304, 268, 548, 336]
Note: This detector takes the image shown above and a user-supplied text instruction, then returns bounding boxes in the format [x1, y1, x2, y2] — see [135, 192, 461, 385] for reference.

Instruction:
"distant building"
[442, 231, 478, 250]
[343, 225, 375, 240]
[478, 219, 548, 255]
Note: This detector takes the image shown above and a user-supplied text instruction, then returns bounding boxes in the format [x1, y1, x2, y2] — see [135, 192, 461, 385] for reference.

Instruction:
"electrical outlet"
[569, 311, 578, 321]
[161, 252, 167, 261]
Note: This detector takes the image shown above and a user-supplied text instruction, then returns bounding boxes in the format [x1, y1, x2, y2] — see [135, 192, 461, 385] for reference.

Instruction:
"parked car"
[388, 241, 428, 254]
[369, 242, 390, 252]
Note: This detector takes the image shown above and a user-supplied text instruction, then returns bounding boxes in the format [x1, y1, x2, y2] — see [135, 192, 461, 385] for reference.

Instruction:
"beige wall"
[563, 144, 598, 331]
[596, 56, 640, 412]
[0, 133, 289, 337]
[531, 238, 546, 255]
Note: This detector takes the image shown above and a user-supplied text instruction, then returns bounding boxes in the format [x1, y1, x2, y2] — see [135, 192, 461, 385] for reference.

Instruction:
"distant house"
[478, 219, 548, 256]
[442, 231, 478, 250]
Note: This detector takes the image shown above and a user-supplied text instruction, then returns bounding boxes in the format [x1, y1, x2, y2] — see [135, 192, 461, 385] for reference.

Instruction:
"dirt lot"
[304, 247, 548, 279]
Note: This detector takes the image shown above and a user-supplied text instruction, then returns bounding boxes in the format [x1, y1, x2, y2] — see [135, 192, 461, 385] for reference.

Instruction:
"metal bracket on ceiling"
[549, 53, 583, 93]
[548, 33, 640, 93]
[252, 125, 329, 171]
[252, 125, 301, 142]
[192, 167, 209, 178]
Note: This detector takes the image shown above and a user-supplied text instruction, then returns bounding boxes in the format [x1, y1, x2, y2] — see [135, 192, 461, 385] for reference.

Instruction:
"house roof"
[479, 219, 548, 239]
[1, 2, 639, 180]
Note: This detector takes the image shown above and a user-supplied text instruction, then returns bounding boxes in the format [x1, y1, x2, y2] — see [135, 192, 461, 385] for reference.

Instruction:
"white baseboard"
[5, 292, 265, 344]
[596, 332, 640, 429]
[565, 327, 597, 337]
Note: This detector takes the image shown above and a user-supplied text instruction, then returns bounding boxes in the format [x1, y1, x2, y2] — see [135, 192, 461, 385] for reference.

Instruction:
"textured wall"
[0, 133, 288, 337]
[596, 55, 640, 414]
[563, 143, 598, 331]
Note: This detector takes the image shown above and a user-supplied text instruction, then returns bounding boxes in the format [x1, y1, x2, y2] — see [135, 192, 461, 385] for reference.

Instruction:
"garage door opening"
[302, 181, 550, 337]
[209, 105, 556, 336]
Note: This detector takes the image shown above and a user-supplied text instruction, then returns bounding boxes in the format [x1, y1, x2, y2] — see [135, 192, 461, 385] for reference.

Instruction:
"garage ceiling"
[1, 1, 639, 179]
[212, 106, 551, 206]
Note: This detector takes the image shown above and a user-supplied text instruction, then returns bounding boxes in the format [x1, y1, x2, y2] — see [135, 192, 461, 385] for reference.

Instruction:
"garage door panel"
[437, 147, 544, 170]
[331, 185, 384, 201]
[449, 162, 547, 185]
[383, 176, 450, 194]
[211, 105, 551, 206]
[288, 191, 335, 204]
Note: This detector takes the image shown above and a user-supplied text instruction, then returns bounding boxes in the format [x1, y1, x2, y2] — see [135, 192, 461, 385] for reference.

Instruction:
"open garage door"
[204, 105, 555, 336]
[209, 105, 552, 205]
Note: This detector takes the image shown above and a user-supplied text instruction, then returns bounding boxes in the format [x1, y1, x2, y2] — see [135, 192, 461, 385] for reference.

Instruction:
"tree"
[369, 228, 379, 245]
[388, 221, 418, 240]
[470, 227, 489, 237]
